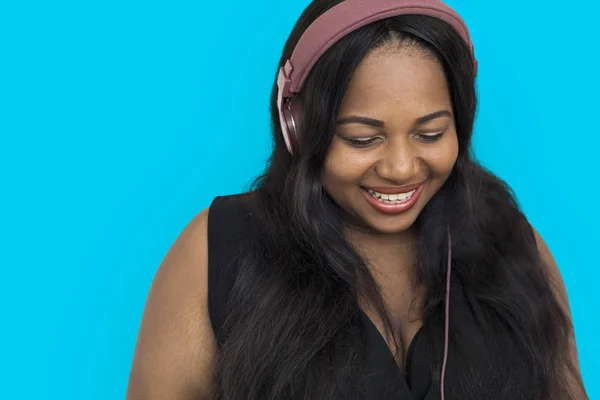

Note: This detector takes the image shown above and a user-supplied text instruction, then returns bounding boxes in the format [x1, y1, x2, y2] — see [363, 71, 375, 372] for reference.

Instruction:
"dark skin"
[323, 44, 458, 365]
[127, 207, 214, 400]
[126, 44, 585, 399]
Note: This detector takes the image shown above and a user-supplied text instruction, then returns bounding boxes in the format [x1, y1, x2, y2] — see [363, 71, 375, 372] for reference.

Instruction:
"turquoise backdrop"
[1, 0, 598, 398]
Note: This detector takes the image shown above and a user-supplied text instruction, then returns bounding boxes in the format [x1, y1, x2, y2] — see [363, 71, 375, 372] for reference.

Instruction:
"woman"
[126, 0, 588, 399]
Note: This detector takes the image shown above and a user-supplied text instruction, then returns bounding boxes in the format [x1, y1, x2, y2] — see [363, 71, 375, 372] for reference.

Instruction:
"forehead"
[340, 46, 451, 113]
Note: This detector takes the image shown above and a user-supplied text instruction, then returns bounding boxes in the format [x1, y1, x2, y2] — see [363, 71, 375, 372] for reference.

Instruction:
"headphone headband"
[276, 0, 478, 154]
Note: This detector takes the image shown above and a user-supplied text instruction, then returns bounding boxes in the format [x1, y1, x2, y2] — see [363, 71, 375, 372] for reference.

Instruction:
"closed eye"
[344, 137, 380, 147]
[416, 131, 445, 143]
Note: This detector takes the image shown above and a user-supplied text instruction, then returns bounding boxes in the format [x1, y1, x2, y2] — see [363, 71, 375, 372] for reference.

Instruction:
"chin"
[359, 192, 426, 235]
[366, 213, 419, 235]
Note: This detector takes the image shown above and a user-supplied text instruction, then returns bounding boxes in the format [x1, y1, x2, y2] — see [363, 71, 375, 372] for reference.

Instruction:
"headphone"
[275, 1, 477, 398]
[276, 0, 478, 156]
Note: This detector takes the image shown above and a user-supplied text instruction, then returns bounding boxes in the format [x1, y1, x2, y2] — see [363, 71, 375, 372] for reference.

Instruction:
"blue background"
[1, 0, 598, 398]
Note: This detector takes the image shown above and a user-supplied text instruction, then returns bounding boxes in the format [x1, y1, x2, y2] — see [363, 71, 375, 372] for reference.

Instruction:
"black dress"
[206, 194, 504, 399]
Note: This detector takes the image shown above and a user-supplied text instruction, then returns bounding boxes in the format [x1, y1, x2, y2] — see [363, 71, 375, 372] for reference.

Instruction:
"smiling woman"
[126, 1, 589, 399]
[323, 46, 458, 234]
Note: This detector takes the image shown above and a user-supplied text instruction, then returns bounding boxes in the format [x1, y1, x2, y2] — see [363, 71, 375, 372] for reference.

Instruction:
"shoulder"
[531, 226, 553, 268]
[205, 191, 260, 252]
[528, 225, 574, 317]
[207, 191, 259, 224]
[530, 226, 568, 304]
[530, 225, 589, 397]
[127, 205, 213, 399]
[126, 193, 255, 399]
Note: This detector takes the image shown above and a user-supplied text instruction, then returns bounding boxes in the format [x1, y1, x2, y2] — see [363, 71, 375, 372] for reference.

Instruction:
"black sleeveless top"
[207, 194, 501, 399]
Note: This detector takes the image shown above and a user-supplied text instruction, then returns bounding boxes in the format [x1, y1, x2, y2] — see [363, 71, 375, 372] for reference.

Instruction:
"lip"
[363, 182, 424, 194]
[361, 183, 424, 215]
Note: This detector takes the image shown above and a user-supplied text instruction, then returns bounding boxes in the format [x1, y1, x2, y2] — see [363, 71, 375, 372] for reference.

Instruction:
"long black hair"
[212, 0, 584, 398]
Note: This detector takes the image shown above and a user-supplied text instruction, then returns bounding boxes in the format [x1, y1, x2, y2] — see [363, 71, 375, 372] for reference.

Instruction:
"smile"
[360, 183, 424, 214]
[365, 188, 416, 204]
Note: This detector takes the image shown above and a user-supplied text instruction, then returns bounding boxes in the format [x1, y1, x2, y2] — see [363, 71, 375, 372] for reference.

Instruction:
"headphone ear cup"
[280, 101, 295, 154]
[280, 96, 303, 154]
[287, 96, 303, 151]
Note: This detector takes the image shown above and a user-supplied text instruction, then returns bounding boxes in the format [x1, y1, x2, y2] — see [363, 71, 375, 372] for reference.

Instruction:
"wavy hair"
[212, 1, 583, 398]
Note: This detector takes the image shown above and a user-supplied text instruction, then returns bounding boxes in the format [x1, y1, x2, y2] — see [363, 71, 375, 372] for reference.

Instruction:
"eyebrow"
[336, 109, 452, 128]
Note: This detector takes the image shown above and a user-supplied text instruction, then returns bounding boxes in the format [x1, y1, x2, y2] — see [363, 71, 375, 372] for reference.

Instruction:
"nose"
[375, 140, 420, 184]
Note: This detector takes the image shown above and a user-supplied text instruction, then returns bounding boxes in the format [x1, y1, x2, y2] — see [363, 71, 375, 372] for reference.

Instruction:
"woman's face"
[322, 44, 458, 235]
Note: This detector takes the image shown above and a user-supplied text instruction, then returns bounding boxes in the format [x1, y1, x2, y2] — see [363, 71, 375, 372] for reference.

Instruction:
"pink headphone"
[276, 1, 476, 398]
[276, 0, 478, 156]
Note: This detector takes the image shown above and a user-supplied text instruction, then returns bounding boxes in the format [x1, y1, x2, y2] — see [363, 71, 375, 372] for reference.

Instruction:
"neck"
[344, 223, 417, 277]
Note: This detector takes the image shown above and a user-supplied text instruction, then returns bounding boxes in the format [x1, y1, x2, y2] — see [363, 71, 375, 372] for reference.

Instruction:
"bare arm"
[533, 227, 588, 399]
[126, 207, 215, 400]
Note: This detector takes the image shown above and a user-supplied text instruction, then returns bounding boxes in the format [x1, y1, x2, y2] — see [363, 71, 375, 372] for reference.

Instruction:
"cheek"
[428, 134, 459, 175]
[322, 146, 372, 189]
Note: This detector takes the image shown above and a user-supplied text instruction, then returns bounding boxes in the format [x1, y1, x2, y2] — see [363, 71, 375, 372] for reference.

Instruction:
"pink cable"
[441, 230, 452, 400]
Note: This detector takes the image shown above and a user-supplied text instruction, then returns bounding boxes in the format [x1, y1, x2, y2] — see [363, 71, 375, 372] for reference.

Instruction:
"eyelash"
[345, 138, 379, 147]
[344, 132, 444, 147]
[418, 132, 445, 143]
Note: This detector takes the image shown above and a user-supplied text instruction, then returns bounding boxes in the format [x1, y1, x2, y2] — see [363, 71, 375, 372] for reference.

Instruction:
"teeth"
[366, 188, 416, 203]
